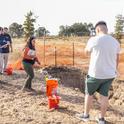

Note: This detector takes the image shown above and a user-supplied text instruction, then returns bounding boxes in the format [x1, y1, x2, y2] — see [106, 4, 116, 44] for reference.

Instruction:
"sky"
[0, 0, 124, 35]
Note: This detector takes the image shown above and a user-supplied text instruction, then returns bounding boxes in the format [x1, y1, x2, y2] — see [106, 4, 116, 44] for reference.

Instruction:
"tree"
[23, 11, 36, 38]
[59, 25, 72, 36]
[87, 23, 94, 36]
[59, 22, 94, 36]
[9, 22, 23, 38]
[114, 14, 124, 40]
[59, 25, 66, 36]
[35, 27, 50, 37]
[71, 23, 88, 36]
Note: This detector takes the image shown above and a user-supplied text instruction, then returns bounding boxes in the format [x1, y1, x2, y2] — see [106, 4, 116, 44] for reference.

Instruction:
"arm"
[0, 42, 10, 48]
[8, 34, 13, 52]
[116, 53, 120, 77]
[84, 38, 93, 56]
[116, 54, 119, 70]
[35, 57, 41, 65]
[10, 43, 13, 52]
[116, 42, 121, 73]
[84, 47, 91, 56]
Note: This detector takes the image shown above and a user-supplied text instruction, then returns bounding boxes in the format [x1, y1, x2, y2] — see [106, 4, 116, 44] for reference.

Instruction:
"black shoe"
[75, 113, 90, 122]
[96, 117, 106, 124]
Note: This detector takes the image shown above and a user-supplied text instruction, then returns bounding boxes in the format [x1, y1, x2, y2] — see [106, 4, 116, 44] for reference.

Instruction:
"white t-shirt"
[85, 34, 120, 79]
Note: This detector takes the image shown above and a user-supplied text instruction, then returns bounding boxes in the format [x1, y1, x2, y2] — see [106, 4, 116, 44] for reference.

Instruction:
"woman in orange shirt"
[22, 36, 40, 91]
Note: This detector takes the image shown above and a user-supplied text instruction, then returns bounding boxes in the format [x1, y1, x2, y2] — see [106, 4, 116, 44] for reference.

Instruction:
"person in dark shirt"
[1, 27, 13, 73]
[3, 27, 13, 52]
[0, 27, 5, 74]
[0, 27, 3, 52]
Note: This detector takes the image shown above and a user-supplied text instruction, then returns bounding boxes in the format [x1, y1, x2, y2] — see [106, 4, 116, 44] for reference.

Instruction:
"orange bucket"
[46, 79, 58, 96]
[48, 96, 60, 109]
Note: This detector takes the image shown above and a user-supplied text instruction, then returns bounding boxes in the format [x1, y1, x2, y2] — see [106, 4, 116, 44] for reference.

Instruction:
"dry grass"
[9, 37, 124, 78]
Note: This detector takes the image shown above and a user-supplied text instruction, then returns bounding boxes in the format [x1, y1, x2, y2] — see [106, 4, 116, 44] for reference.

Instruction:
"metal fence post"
[73, 42, 75, 66]
[43, 36, 46, 66]
[55, 46, 57, 66]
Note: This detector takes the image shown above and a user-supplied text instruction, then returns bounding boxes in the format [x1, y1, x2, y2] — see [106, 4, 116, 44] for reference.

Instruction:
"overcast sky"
[0, 0, 124, 34]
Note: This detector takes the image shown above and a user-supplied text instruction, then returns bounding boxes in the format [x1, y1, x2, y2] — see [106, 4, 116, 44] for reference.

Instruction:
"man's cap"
[95, 21, 107, 29]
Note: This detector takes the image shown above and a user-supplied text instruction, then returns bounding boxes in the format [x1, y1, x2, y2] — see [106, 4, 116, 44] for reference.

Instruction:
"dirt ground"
[0, 68, 124, 124]
[0, 37, 124, 124]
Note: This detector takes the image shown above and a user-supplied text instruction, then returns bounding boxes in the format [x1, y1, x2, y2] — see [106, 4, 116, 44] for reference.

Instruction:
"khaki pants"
[0, 53, 9, 73]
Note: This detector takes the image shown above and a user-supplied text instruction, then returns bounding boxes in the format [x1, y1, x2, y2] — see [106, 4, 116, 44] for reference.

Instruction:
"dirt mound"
[43, 66, 86, 91]
[109, 79, 124, 106]
[42, 66, 124, 106]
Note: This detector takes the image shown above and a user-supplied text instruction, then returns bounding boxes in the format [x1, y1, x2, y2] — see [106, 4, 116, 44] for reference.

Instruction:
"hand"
[37, 61, 41, 65]
[3, 45, 7, 48]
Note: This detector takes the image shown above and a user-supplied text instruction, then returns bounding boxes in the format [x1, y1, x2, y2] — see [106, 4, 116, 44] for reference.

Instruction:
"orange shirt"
[23, 47, 39, 65]
[23, 47, 35, 60]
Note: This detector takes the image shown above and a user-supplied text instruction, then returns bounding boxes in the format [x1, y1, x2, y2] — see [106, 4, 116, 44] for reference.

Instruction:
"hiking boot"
[96, 117, 106, 124]
[75, 113, 90, 122]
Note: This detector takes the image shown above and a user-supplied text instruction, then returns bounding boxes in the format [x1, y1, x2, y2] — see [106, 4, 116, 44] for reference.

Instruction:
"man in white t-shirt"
[76, 21, 120, 124]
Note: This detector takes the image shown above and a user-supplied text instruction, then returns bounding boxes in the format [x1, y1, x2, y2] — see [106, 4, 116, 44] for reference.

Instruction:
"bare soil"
[0, 67, 124, 124]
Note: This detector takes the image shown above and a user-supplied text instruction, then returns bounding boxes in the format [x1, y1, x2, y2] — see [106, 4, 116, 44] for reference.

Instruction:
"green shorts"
[85, 75, 114, 96]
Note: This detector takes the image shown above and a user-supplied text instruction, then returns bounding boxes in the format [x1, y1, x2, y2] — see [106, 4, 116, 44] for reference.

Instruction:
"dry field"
[0, 37, 123, 124]
[9, 37, 124, 79]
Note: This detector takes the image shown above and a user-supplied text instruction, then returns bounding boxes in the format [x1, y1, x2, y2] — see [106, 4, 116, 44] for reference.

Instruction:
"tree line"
[9, 11, 50, 38]
[58, 23, 94, 36]
[7, 11, 124, 39]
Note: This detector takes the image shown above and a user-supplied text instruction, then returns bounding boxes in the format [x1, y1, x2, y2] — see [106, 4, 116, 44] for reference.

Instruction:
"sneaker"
[96, 117, 106, 124]
[75, 113, 90, 122]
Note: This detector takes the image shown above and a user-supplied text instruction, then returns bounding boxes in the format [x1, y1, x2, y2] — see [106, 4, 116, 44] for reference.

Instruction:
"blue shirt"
[0, 34, 5, 53]
[0, 33, 12, 53]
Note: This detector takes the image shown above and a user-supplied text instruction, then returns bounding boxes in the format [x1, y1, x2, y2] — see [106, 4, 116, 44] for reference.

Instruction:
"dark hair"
[0, 27, 3, 31]
[4, 27, 8, 30]
[95, 21, 107, 29]
[27, 36, 36, 50]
